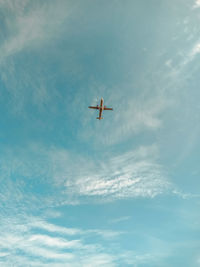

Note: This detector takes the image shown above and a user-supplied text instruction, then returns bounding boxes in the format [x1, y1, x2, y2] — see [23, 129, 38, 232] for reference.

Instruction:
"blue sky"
[0, 0, 200, 266]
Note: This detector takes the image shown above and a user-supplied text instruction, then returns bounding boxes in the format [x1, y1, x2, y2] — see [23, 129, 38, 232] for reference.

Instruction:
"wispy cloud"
[63, 145, 170, 202]
[30, 218, 122, 240]
[172, 189, 200, 199]
[29, 234, 82, 249]
[0, 0, 74, 62]
[109, 96, 166, 144]
[0, 0, 79, 115]
[109, 216, 131, 224]
[167, 39, 200, 78]
[31, 220, 82, 236]
[0, 144, 171, 209]
[0, 215, 123, 266]
[190, 42, 200, 58]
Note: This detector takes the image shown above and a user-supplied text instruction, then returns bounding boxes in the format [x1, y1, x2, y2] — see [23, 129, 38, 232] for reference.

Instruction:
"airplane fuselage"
[98, 98, 104, 120]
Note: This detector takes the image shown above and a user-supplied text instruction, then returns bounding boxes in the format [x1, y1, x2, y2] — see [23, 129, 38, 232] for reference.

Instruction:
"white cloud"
[0, 215, 122, 266]
[0, 252, 9, 257]
[82, 254, 116, 267]
[0, 144, 170, 209]
[0, 0, 74, 62]
[173, 41, 200, 73]
[193, 0, 200, 9]
[172, 190, 200, 199]
[62, 145, 170, 201]
[25, 246, 74, 261]
[29, 234, 82, 249]
[0, 0, 77, 115]
[190, 42, 200, 57]
[31, 220, 82, 236]
[30, 219, 121, 240]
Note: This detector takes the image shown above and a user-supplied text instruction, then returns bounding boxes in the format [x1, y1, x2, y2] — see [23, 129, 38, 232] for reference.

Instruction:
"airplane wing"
[104, 107, 113, 110]
[88, 106, 100, 109]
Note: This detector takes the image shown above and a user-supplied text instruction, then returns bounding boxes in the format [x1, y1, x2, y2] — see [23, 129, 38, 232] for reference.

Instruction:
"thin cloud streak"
[30, 219, 122, 240]
[109, 216, 131, 224]
[168, 40, 200, 78]
[31, 220, 82, 236]
[29, 235, 82, 249]
[0, 215, 123, 266]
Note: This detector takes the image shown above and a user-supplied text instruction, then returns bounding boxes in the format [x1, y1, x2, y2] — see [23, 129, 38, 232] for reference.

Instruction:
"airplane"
[88, 98, 113, 120]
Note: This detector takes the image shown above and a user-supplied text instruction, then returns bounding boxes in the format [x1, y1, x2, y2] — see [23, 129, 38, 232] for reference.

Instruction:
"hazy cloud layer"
[0, 0, 75, 61]
[0, 144, 171, 208]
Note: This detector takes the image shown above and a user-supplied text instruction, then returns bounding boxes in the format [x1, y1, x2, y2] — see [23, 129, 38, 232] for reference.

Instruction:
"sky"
[0, 0, 200, 266]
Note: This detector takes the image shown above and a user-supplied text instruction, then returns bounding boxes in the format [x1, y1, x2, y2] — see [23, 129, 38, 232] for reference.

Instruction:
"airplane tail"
[96, 117, 103, 120]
